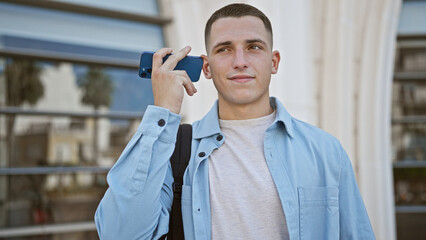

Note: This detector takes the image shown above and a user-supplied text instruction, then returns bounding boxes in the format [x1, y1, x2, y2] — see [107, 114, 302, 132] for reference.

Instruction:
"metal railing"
[0, 221, 96, 238]
[0, 107, 143, 120]
[393, 160, 426, 168]
[0, 166, 110, 175]
[392, 115, 426, 124]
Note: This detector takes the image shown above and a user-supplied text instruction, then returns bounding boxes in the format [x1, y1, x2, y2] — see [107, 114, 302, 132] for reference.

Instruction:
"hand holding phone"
[139, 51, 203, 82]
[147, 47, 199, 114]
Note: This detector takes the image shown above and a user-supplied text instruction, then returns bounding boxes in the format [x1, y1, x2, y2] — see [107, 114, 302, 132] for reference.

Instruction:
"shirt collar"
[192, 97, 294, 139]
[270, 97, 294, 138]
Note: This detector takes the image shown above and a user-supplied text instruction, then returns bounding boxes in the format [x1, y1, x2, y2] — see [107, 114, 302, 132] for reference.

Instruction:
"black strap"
[160, 124, 192, 240]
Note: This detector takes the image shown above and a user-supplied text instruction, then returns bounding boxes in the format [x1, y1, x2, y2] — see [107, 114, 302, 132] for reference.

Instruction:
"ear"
[271, 50, 280, 74]
[201, 54, 212, 79]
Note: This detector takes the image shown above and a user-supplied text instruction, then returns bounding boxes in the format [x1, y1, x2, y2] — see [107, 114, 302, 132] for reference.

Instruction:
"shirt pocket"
[298, 187, 339, 240]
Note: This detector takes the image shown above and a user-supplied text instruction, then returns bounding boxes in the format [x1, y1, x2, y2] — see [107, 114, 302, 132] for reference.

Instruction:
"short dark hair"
[204, 3, 273, 51]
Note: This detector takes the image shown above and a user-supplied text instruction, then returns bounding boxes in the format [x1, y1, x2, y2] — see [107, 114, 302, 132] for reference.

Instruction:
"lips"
[228, 74, 254, 83]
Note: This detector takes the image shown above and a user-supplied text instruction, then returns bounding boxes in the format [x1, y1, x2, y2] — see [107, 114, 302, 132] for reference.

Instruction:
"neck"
[217, 96, 273, 120]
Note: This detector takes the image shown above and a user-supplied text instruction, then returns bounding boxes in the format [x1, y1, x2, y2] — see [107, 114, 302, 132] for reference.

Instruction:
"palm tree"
[79, 67, 114, 162]
[5, 59, 44, 166]
[2, 59, 43, 227]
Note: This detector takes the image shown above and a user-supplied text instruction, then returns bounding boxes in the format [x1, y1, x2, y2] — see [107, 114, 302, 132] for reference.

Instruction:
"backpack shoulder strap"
[171, 124, 192, 190]
[161, 123, 192, 240]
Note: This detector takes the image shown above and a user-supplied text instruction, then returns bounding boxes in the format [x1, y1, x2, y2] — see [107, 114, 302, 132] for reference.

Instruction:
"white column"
[311, 1, 401, 239]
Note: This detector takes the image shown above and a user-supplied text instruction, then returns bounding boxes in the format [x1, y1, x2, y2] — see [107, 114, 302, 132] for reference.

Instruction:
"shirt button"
[198, 152, 206, 158]
[158, 119, 165, 127]
[216, 135, 223, 141]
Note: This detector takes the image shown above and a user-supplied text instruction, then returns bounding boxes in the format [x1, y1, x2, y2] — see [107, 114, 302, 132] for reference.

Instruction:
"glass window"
[0, 2, 163, 238]
[393, 0, 426, 236]
[0, 0, 164, 237]
[0, 57, 150, 239]
[1, 57, 152, 164]
[392, 39, 426, 240]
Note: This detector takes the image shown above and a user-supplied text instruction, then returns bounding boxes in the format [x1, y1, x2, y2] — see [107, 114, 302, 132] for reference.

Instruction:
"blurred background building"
[0, 0, 424, 239]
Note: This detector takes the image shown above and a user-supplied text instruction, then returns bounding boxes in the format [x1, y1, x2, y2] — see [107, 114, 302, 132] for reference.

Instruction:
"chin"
[224, 94, 261, 106]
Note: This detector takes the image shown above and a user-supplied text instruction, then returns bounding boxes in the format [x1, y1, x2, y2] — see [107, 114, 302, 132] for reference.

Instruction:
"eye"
[216, 47, 230, 53]
[248, 45, 262, 50]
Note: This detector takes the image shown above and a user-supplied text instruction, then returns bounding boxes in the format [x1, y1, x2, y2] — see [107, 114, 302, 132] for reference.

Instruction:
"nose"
[232, 48, 248, 70]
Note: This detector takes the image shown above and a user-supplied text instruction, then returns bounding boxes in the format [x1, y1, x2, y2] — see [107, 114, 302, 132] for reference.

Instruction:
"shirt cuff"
[138, 105, 182, 143]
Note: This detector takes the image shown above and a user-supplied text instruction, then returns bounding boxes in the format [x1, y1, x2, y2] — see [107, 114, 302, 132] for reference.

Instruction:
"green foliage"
[5, 59, 44, 106]
[79, 67, 114, 110]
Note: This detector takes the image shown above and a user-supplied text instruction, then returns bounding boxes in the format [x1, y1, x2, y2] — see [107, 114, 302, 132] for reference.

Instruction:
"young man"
[95, 3, 375, 240]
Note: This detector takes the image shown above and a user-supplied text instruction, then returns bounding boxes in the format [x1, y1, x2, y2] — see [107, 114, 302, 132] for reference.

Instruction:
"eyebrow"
[211, 39, 268, 51]
[246, 39, 267, 46]
[212, 41, 232, 50]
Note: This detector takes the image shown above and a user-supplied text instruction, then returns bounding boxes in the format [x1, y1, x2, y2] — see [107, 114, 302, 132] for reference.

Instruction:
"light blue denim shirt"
[95, 97, 375, 240]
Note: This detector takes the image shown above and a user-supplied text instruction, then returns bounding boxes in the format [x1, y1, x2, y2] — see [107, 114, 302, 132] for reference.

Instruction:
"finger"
[161, 46, 191, 70]
[175, 70, 198, 94]
[152, 48, 173, 70]
[181, 77, 197, 96]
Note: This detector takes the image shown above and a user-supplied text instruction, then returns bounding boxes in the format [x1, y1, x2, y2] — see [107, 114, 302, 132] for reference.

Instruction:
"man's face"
[202, 16, 280, 109]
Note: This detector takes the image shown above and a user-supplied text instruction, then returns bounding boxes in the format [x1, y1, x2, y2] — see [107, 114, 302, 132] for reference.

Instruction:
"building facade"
[1, 0, 425, 239]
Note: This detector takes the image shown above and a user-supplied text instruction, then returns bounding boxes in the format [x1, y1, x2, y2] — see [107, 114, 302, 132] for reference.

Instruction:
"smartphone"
[138, 51, 203, 82]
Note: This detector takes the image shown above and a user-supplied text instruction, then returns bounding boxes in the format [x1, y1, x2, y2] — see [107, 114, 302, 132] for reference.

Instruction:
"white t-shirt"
[209, 111, 290, 240]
